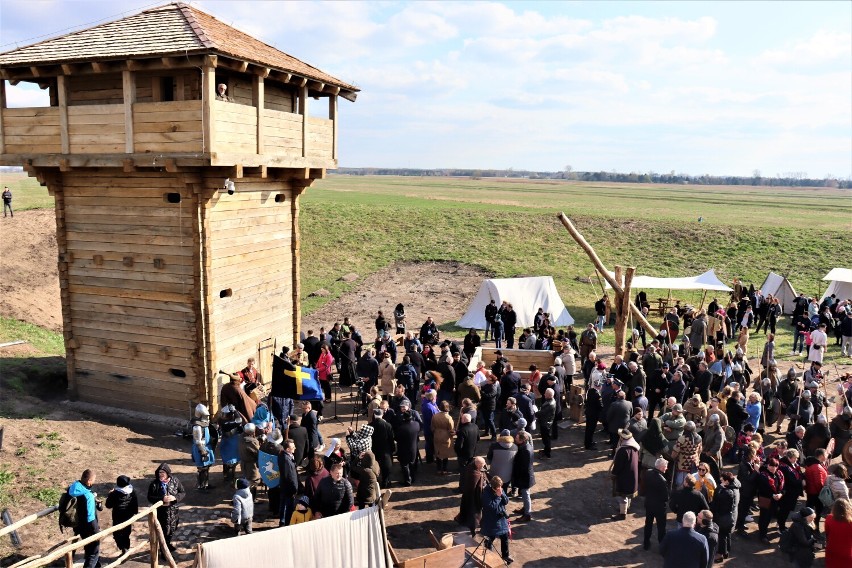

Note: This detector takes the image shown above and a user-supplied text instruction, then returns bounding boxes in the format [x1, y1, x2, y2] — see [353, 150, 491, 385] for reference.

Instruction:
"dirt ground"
[0, 210, 61, 332]
[1, 209, 847, 567]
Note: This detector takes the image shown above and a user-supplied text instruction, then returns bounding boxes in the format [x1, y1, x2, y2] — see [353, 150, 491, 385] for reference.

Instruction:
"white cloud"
[5, 83, 50, 108]
[756, 30, 852, 67]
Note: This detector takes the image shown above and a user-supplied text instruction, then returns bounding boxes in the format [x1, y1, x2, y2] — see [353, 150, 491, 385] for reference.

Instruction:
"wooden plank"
[123, 70, 135, 153]
[74, 354, 196, 387]
[65, 220, 193, 236]
[202, 65, 215, 153]
[70, 300, 195, 323]
[300, 85, 308, 157]
[133, 120, 201, 133]
[3, 107, 60, 118]
[3, 124, 64, 136]
[67, 104, 124, 116]
[68, 284, 192, 304]
[62, 204, 193, 218]
[254, 74, 264, 155]
[64, 238, 192, 255]
[57, 75, 69, 153]
[75, 383, 190, 416]
[68, 265, 195, 285]
[74, 335, 194, 358]
[128, 109, 202, 123]
[67, 273, 194, 295]
[330, 94, 337, 160]
[0, 80, 5, 154]
[71, 323, 196, 350]
[133, 131, 203, 144]
[134, 100, 201, 113]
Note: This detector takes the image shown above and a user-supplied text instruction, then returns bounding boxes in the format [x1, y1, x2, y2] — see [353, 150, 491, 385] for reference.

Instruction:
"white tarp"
[457, 276, 575, 329]
[196, 506, 390, 568]
[604, 269, 733, 292]
[760, 272, 798, 314]
[821, 268, 852, 302]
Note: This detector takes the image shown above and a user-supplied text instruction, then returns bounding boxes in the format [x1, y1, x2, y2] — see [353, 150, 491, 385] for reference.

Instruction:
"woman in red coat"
[825, 498, 852, 568]
[316, 343, 335, 402]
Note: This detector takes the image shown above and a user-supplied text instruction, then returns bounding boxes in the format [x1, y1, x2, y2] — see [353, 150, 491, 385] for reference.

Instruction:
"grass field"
[0, 171, 53, 211]
[2, 171, 850, 363]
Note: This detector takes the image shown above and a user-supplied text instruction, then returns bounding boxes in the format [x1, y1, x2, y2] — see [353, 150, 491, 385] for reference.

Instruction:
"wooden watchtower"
[0, 3, 359, 416]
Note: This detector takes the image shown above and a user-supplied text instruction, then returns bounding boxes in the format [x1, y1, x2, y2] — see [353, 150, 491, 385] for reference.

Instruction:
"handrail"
[0, 505, 59, 538]
[7, 535, 80, 568]
[16, 502, 165, 568]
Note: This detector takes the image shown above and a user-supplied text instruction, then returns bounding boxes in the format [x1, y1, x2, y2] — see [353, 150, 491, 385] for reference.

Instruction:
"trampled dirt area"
[0, 210, 62, 332]
[0, 209, 844, 567]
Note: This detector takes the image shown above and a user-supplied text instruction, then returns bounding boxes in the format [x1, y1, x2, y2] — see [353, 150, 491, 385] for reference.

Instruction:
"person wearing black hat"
[105, 475, 138, 555]
[784, 506, 820, 567]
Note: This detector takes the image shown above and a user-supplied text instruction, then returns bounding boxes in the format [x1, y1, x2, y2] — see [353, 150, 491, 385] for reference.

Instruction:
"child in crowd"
[105, 475, 139, 555]
[290, 495, 314, 525]
[232, 478, 254, 535]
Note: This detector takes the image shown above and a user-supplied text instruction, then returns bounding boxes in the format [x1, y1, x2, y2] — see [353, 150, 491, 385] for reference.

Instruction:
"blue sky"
[2, 1, 850, 177]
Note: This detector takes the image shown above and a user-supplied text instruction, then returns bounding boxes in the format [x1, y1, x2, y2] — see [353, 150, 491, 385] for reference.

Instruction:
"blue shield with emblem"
[258, 449, 280, 488]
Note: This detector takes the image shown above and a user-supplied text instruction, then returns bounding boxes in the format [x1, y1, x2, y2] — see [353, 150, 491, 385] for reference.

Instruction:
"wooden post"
[56, 75, 69, 154]
[557, 212, 658, 337]
[253, 73, 265, 155]
[621, 267, 635, 356]
[613, 265, 625, 357]
[202, 64, 216, 153]
[122, 70, 136, 153]
[329, 94, 338, 161]
[300, 84, 308, 158]
[148, 510, 159, 568]
[292, 184, 303, 347]
[64, 551, 73, 568]
[0, 79, 5, 154]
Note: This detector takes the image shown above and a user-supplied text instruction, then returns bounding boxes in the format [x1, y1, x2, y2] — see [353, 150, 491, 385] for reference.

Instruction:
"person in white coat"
[809, 323, 828, 364]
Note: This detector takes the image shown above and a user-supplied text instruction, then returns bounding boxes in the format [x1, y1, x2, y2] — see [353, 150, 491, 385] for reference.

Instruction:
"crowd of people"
[59, 286, 852, 567]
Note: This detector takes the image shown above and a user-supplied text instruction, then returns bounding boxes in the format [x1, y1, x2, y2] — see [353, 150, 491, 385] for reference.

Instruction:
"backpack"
[818, 483, 834, 508]
[57, 491, 78, 532]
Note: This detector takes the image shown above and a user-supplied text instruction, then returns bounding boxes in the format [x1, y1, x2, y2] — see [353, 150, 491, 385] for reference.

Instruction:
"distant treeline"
[333, 167, 851, 189]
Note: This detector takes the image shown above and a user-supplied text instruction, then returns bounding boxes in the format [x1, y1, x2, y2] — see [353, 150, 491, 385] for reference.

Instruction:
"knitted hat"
[799, 507, 815, 518]
[116, 475, 131, 488]
[500, 429, 511, 437]
[237, 478, 250, 489]
[673, 404, 683, 412]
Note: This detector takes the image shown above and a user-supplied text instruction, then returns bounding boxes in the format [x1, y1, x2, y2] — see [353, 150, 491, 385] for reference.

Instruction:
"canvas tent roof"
[457, 276, 575, 329]
[604, 269, 733, 292]
[760, 272, 798, 314]
[821, 268, 852, 302]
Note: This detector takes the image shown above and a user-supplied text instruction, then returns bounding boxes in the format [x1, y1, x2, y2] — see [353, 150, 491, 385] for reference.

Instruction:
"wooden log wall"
[67, 71, 201, 105]
[3, 107, 61, 153]
[133, 101, 203, 153]
[305, 117, 333, 159]
[212, 101, 257, 155]
[57, 170, 202, 416]
[204, 175, 295, 404]
[264, 83, 295, 113]
[263, 109, 303, 155]
[68, 105, 125, 153]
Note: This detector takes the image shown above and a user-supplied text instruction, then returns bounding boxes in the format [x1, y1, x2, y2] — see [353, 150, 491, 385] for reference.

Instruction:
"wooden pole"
[557, 212, 658, 337]
[15, 503, 162, 568]
[152, 516, 178, 568]
[148, 510, 159, 568]
[0, 505, 58, 537]
[619, 267, 635, 357]
[613, 266, 625, 356]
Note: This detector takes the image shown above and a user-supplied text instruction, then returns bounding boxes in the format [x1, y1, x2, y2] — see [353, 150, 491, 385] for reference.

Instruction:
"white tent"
[197, 505, 391, 568]
[821, 268, 852, 302]
[760, 271, 798, 314]
[457, 276, 575, 329]
[604, 269, 733, 292]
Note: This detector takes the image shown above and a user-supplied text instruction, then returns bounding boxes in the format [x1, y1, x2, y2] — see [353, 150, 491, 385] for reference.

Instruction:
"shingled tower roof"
[0, 2, 358, 94]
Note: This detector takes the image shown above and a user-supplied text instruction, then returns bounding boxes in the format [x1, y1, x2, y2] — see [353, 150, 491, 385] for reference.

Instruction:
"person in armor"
[217, 404, 245, 486]
[191, 404, 216, 491]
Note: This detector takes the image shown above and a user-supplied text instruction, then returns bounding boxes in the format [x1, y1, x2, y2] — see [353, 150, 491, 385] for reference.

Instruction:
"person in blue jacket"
[191, 403, 216, 490]
[660, 510, 709, 568]
[68, 469, 102, 568]
[481, 475, 514, 564]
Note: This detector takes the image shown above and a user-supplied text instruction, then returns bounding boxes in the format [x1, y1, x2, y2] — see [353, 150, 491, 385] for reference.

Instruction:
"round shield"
[843, 439, 852, 466]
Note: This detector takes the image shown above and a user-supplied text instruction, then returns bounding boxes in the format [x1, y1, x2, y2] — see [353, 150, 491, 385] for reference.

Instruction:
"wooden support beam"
[329, 94, 338, 161]
[59, 159, 71, 172]
[298, 76, 307, 88]
[57, 74, 69, 154]
[202, 66, 216, 153]
[237, 61, 249, 73]
[279, 72, 292, 83]
[161, 57, 175, 68]
[232, 164, 244, 179]
[60, 64, 74, 75]
[164, 158, 178, 173]
[256, 67, 271, 78]
[309, 80, 325, 92]
[300, 84, 308, 158]
[123, 159, 136, 172]
[125, 60, 139, 71]
[122, 70, 135, 153]
[325, 85, 341, 96]
[557, 212, 657, 337]
[0, 80, 5, 155]
[91, 61, 106, 73]
[204, 55, 218, 68]
[29, 66, 41, 78]
[253, 74, 265, 155]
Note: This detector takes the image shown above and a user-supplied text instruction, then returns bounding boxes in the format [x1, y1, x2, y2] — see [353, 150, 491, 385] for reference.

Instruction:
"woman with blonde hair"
[738, 325, 750, 354]
[695, 461, 717, 502]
